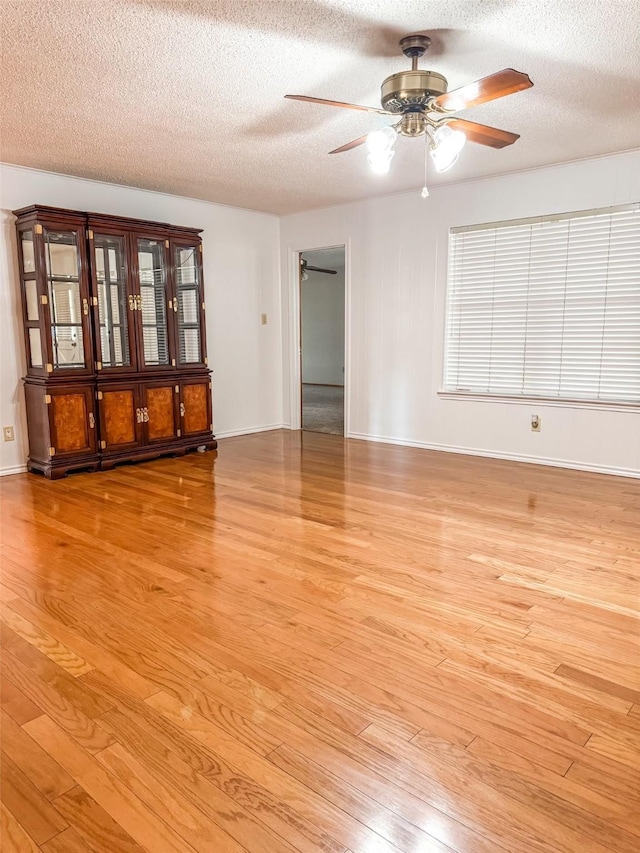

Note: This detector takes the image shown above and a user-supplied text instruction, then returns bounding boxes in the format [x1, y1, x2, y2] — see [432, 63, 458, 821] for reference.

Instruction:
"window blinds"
[444, 204, 640, 403]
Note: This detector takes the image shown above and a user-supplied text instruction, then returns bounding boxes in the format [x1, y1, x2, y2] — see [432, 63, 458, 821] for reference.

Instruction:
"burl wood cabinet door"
[98, 384, 142, 452]
[180, 378, 211, 437]
[48, 386, 97, 457]
[141, 382, 179, 444]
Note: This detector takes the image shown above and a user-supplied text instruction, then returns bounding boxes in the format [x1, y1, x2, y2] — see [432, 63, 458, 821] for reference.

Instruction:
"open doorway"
[300, 247, 345, 435]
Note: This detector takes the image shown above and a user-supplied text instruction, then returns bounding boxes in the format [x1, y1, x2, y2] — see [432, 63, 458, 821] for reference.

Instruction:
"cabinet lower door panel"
[49, 388, 96, 456]
[182, 381, 210, 436]
[100, 387, 140, 450]
[144, 384, 178, 443]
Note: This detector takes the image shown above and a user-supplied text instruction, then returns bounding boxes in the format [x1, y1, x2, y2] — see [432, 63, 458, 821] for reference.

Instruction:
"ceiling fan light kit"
[430, 125, 467, 172]
[285, 33, 533, 191]
[366, 126, 397, 175]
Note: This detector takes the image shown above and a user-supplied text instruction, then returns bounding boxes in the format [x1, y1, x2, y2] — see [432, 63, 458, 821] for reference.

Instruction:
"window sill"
[437, 391, 640, 414]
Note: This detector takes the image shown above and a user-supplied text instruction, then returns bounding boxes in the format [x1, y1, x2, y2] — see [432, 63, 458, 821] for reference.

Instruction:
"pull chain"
[421, 131, 429, 198]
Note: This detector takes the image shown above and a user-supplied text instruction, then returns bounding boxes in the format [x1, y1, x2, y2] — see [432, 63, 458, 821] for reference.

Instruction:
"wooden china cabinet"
[14, 205, 216, 479]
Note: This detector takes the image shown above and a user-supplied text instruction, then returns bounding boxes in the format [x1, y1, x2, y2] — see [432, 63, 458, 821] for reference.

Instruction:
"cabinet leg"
[48, 468, 68, 481]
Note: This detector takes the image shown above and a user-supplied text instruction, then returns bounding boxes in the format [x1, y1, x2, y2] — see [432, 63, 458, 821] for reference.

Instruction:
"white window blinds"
[444, 204, 640, 404]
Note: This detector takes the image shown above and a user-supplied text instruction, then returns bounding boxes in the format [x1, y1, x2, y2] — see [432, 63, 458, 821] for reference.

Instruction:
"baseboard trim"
[216, 424, 287, 439]
[0, 464, 28, 477]
[347, 432, 640, 479]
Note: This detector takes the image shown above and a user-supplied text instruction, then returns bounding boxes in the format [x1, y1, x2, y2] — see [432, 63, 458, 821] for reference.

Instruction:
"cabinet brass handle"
[129, 295, 136, 311]
[82, 298, 89, 316]
[136, 294, 143, 311]
[173, 299, 178, 313]
[136, 407, 143, 423]
[88, 412, 95, 428]
[143, 407, 149, 423]
[179, 402, 185, 417]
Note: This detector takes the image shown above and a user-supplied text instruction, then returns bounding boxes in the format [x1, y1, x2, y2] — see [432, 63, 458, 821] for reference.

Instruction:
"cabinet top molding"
[12, 204, 202, 237]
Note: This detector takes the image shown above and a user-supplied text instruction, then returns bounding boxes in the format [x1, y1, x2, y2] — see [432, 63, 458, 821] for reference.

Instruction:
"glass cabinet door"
[43, 228, 88, 371]
[93, 234, 132, 369]
[137, 238, 170, 368]
[19, 229, 44, 370]
[174, 243, 204, 365]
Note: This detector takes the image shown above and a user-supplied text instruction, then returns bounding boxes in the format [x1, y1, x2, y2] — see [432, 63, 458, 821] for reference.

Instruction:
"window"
[444, 204, 640, 404]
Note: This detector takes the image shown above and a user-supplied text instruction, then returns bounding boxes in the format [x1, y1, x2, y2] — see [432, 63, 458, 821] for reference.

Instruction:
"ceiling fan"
[285, 34, 533, 175]
[300, 257, 338, 281]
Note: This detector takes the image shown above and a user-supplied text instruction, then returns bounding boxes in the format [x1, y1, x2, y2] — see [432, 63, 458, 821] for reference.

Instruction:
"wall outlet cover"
[3, 426, 15, 441]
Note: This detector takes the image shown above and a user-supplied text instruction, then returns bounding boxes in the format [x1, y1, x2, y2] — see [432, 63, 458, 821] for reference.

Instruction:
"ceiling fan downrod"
[399, 34, 431, 71]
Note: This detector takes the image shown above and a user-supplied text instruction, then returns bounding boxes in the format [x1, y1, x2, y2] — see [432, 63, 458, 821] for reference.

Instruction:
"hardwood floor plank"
[464, 735, 629, 822]
[1, 652, 115, 754]
[0, 431, 637, 853]
[22, 715, 198, 853]
[0, 674, 43, 724]
[95, 706, 328, 853]
[268, 743, 456, 853]
[4, 639, 111, 719]
[585, 733, 640, 770]
[360, 722, 639, 853]
[95, 743, 249, 853]
[51, 786, 147, 853]
[41, 826, 100, 853]
[565, 760, 640, 820]
[555, 664, 640, 705]
[0, 750, 68, 845]
[0, 606, 94, 677]
[0, 710, 75, 800]
[126, 689, 350, 853]
[0, 800, 42, 853]
[4, 597, 157, 699]
[140, 679, 284, 756]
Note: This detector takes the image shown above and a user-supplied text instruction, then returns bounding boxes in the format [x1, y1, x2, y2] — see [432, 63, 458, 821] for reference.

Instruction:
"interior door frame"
[288, 241, 350, 435]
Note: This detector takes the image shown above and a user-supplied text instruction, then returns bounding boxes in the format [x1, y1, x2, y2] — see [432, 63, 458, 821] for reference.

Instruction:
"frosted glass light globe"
[366, 126, 397, 154]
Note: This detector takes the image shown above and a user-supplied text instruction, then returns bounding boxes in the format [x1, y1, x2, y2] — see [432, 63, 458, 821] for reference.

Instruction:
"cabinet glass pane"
[25, 279, 39, 321]
[138, 238, 169, 366]
[21, 230, 35, 273]
[94, 235, 130, 367]
[44, 229, 85, 369]
[29, 328, 43, 367]
[175, 245, 201, 364]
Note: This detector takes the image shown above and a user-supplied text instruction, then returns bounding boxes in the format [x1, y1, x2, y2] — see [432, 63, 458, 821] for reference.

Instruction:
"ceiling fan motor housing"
[381, 70, 448, 113]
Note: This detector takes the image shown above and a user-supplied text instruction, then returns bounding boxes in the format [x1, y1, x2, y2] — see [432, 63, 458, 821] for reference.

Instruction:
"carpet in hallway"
[302, 384, 344, 435]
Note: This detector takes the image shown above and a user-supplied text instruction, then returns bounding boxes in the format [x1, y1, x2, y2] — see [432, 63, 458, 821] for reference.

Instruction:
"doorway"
[300, 247, 346, 435]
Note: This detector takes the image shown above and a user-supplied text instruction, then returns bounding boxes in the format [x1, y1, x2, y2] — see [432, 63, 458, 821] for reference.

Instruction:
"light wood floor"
[1, 430, 639, 853]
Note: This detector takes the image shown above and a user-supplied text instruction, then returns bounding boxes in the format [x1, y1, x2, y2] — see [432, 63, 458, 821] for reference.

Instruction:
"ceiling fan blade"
[432, 69, 533, 113]
[305, 266, 338, 275]
[446, 118, 520, 149]
[329, 134, 369, 154]
[285, 95, 391, 115]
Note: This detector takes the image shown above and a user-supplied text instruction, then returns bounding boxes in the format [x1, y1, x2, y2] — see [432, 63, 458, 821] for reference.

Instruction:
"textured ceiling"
[1, 1, 639, 214]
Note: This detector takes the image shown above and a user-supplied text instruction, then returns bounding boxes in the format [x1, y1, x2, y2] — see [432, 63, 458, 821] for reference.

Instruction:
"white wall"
[0, 164, 282, 474]
[302, 268, 345, 385]
[281, 150, 640, 478]
[3, 153, 638, 479]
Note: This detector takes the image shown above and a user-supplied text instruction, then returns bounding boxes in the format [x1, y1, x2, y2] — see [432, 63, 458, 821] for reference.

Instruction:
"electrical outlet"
[531, 414, 541, 432]
[260, 313, 268, 326]
[3, 426, 15, 442]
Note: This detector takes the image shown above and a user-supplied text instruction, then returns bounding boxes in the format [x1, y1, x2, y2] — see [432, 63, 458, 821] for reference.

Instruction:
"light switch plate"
[261, 313, 268, 325]
[3, 426, 15, 442]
